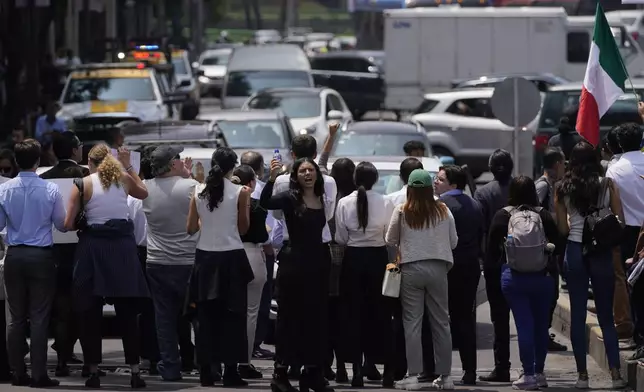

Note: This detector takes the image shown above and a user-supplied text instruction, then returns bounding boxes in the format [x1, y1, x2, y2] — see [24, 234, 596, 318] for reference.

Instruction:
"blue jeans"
[501, 265, 553, 376]
[146, 264, 193, 380]
[564, 241, 620, 372]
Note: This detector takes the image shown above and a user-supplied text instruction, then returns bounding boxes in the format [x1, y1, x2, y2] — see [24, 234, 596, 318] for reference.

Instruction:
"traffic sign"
[490, 77, 542, 128]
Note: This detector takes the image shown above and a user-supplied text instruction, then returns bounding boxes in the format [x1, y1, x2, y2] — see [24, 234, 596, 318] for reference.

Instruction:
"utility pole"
[285, 0, 295, 33]
[191, 0, 203, 54]
[82, 0, 90, 61]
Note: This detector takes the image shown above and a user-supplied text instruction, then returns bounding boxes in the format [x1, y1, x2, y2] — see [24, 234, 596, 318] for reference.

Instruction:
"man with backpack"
[534, 148, 568, 352]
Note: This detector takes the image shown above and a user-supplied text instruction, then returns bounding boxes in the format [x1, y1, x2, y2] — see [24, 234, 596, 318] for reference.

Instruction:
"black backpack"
[581, 178, 623, 257]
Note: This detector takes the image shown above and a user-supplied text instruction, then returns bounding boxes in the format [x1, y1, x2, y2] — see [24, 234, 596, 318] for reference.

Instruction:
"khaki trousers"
[612, 247, 633, 339]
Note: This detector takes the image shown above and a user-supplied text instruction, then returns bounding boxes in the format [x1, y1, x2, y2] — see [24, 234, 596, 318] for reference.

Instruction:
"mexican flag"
[576, 3, 629, 147]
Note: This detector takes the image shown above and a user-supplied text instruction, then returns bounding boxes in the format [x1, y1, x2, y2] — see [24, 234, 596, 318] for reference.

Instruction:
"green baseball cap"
[408, 169, 433, 188]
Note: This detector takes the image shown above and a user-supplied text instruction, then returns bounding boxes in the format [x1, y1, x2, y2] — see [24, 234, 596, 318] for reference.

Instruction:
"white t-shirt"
[606, 151, 644, 227]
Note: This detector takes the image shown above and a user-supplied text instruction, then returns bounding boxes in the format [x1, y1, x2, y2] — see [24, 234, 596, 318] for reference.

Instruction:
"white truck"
[384, 7, 644, 111]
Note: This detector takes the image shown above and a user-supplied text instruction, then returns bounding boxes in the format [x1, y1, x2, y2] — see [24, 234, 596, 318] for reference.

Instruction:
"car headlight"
[198, 76, 209, 84]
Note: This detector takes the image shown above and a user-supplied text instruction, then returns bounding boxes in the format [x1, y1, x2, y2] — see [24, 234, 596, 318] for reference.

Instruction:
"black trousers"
[137, 246, 160, 363]
[483, 266, 511, 371]
[448, 263, 479, 372]
[548, 260, 561, 329]
[79, 297, 141, 365]
[0, 301, 9, 377]
[52, 244, 79, 364]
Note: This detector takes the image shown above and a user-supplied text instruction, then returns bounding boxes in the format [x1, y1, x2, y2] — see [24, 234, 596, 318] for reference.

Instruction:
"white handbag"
[382, 262, 401, 298]
[382, 210, 402, 298]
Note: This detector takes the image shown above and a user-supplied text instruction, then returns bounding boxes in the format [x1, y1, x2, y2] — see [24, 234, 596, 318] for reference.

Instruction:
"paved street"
[10, 301, 616, 391]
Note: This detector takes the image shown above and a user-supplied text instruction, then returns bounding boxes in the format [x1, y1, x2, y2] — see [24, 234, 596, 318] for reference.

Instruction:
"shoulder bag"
[73, 177, 88, 231]
[582, 178, 623, 257]
[382, 209, 402, 298]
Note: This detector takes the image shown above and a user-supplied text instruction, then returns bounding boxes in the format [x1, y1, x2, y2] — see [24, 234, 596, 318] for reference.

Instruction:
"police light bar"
[134, 44, 159, 50]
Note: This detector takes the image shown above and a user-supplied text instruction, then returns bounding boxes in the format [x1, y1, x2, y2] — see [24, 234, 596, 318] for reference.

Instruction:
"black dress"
[259, 181, 330, 367]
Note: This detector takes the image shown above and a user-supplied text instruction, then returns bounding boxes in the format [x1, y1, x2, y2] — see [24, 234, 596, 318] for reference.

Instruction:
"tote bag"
[382, 210, 402, 298]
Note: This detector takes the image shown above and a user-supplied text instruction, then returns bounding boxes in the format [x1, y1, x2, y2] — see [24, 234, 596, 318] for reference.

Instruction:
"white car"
[242, 87, 353, 148]
[411, 88, 539, 178]
[194, 48, 233, 97]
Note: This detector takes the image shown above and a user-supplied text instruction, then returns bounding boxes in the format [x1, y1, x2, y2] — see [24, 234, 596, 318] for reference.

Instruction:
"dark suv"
[534, 80, 644, 173]
[310, 51, 385, 119]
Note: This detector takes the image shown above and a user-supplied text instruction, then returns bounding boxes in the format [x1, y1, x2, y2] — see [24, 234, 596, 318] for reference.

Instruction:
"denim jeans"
[564, 241, 621, 372]
[501, 265, 553, 376]
[146, 263, 193, 380]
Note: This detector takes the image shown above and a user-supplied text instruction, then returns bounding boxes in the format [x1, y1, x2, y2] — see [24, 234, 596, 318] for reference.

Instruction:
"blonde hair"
[88, 144, 122, 190]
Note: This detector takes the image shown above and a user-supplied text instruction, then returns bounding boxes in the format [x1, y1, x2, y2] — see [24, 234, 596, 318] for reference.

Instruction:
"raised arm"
[318, 123, 340, 174]
[260, 160, 293, 211]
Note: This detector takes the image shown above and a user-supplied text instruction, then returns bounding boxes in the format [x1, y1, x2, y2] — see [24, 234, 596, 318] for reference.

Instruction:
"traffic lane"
[29, 302, 613, 391]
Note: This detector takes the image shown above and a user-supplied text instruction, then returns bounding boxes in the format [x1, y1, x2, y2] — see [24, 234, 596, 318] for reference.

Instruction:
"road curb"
[552, 292, 640, 389]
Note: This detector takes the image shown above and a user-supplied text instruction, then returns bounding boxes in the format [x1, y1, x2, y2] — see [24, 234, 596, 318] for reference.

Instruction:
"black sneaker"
[12, 374, 31, 387]
[223, 373, 249, 387]
[130, 373, 146, 389]
[479, 369, 510, 382]
[30, 377, 59, 388]
[239, 364, 263, 379]
[363, 364, 381, 381]
[85, 373, 100, 389]
[335, 368, 348, 383]
[630, 346, 644, 360]
[252, 347, 275, 360]
[548, 335, 568, 352]
[55, 365, 70, 377]
[461, 371, 477, 385]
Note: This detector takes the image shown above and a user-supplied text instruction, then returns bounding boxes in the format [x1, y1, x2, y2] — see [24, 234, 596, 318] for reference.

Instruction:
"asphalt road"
[13, 301, 616, 392]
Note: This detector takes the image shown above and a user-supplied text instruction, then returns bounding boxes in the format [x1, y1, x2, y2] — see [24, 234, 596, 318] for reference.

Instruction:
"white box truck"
[384, 7, 644, 111]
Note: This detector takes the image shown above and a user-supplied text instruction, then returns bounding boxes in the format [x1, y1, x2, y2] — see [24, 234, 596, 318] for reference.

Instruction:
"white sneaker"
[612, 377, 627, 389]
[395, 375, 421, 391]
[574, 377, 589, 389]
[432, 375, 454, 390]
[512, 374, 539, 390]
[536, 373, 548, 388]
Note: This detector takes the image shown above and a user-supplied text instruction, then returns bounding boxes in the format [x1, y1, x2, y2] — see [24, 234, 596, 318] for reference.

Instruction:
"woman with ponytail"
[186, 147, 253, 387]
[334, 161, 395, 387]
[63, 143, 150, 389]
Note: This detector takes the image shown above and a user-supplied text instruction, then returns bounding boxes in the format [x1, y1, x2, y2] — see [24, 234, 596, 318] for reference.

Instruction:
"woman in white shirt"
[335, 162, 395, 387]
[385, 169, 458, 391]
[64, 144, 149, 389]
[186, 147, 253, 387]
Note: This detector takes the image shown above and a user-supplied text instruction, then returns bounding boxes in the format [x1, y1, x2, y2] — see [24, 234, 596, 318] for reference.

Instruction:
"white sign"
[46, 179, 79, 244]
[622, 0, 644, 3]
[111, 149, 141, 176]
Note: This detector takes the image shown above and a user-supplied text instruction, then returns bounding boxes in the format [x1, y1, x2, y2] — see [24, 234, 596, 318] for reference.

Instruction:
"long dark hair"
[289, 158, 324, 215]
[0, 149, 18, 178]
[199, 147, 237, 211]
[231, 164, 256, 186]
[556, 141, 602, 215]
[354, 162, 378, 232]
[330, 158, 356, 199]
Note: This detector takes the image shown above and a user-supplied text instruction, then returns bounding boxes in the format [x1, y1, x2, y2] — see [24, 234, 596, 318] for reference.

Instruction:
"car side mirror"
[178, 80, 191, 88]
[327, 110, 344, 121]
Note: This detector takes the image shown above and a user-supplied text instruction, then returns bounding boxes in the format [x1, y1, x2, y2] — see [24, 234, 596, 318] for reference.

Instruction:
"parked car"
[222, 44, 314, 109]
[242, 87, 352, 147]
[199, 109, 296, 167]
[450, 73, 569, 92]
[412, 88, 538, 179]
[310, 51, 386, 119]
[534, 80, 644, 174]
[194, 48, 233, 97]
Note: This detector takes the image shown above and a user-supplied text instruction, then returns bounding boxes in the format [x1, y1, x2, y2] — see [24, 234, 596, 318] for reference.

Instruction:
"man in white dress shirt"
[386, 157, 425, 207]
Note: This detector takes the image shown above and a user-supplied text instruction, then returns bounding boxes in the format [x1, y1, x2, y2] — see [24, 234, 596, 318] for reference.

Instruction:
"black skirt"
[338, 246, 394, 365]
[190, 248, 254, 365]
[275, 243, 331, 367]
[73, 220, 150, 311]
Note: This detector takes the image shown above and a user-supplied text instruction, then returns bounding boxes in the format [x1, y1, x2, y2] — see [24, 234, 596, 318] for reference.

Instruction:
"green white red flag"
[576, 3, 629, 147]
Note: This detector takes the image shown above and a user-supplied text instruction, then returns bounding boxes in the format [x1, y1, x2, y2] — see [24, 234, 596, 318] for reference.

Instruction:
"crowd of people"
[0, 109, 642, 391]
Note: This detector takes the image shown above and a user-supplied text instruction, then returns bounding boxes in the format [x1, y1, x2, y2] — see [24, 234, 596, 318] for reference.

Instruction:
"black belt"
[8, 244, 52, 250]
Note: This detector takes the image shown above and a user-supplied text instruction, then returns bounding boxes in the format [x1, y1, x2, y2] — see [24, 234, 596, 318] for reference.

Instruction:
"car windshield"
[216, 120, 288, 148]
[226, 70, 311, 97]
[172, 58, 189, 75]
[248, 94, 321, 118]
[63, 77, 156, 103]
[202, 54, 230, 65]
[376, 169, 437, 195]
[538, 90, 642, 129]
[333, 132, 430, 157]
